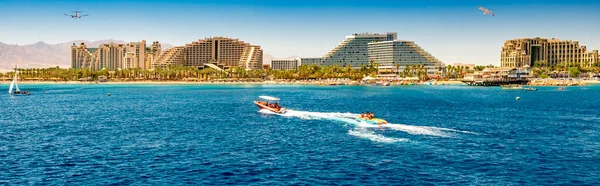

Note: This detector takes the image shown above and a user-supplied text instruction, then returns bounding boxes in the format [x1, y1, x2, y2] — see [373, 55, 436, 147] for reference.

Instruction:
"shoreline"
[1, 80, 598, 86]
[0, 80, 466, 85]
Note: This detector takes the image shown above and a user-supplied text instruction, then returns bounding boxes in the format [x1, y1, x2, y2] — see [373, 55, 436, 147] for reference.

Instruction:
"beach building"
[72, 37, 263, 71]
[320, 32, 397, 67]
[501, 37, 600, 68]
[122, 52, 138, 69]
[153, 47, 186, 69]
[462, 67, 530, 86]
[94, 43, 127, 70]
[71, 43, 96, 69]
[299, 57, 323, 66]
[125, 40, 146, 69]
[453, 63, 476, 70]
[298, 32, 397, 68]
[368, 40, 444, 76]
[298, 32, 444, 77]
[145, 41, 163, 70]
[71, 40, 148, 70]
[271, 58, 299, 70]
[182, 37, 263, 70]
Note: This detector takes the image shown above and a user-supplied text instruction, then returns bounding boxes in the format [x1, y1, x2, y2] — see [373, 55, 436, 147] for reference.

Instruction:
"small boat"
[557, 86, 566, 91]
[355, 117, 388, 125]
[501, 84, 523, 90]
[524, 87, 537, 91]
[524, 85, 537, 91]
[8, 66, 30, 96]
[254, 96, 287, 114]
[382, 81, 390, 86]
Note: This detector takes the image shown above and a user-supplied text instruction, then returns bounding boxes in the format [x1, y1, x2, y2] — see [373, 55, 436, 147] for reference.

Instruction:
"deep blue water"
[1, 84, 599, 185]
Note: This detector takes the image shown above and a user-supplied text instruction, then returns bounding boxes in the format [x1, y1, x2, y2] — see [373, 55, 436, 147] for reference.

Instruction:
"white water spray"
[259, 109, 474, 142]
[348, 128, 408, 143]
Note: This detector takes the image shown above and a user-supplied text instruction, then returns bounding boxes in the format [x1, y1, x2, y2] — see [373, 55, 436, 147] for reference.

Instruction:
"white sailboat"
[8, 66, 29, 95]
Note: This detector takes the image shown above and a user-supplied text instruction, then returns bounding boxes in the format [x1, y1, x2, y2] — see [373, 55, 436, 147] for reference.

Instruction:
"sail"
[14, 70, 20, 92]
[9, 69, 18, 93]
[8, 76, 14, 93]
[15, 83, 20, 92]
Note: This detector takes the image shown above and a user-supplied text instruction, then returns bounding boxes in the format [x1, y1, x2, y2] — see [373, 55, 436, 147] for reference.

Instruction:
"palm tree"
[420, 64, 427, 80]
[373, 62, 380, 75]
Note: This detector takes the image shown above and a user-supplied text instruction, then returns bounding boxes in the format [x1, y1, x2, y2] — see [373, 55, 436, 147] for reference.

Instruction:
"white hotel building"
[271, 58, 299, 70]
[300, 32, 444, 76]
[321, 32, 397, 67]
[368, 40, 444, 76]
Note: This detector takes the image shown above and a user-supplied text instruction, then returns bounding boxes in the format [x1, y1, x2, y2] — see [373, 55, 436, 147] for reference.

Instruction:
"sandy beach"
[0, 80, 467, 85]
[4, 80, 599, 86]
[582, 80, 600, 84]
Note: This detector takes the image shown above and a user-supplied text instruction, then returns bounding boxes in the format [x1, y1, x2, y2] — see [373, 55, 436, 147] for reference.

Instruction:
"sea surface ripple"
[1, 84, 599, 185]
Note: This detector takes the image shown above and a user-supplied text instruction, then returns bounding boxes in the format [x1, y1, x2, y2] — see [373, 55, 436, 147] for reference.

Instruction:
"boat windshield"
[259, 96, 280, 101]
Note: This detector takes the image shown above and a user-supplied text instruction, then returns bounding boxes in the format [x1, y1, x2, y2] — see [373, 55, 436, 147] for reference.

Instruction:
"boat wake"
[348, 128, 408, 143]
[259, 109, 474, 143]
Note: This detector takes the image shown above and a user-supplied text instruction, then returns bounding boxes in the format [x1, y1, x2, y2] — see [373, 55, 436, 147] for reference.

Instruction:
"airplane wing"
[64, 14, 70, 16]
[81, 14, 89, 17]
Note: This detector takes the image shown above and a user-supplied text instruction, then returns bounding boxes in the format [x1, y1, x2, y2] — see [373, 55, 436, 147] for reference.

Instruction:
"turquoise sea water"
[1, 84, 599, 185]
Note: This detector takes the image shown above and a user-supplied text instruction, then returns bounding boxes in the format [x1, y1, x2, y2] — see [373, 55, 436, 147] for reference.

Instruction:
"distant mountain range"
[0, 40, 173, 72]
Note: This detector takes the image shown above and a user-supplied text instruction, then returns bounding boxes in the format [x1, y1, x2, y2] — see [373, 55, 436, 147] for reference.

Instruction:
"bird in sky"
[65, 11, 89, 19]
[478, 6, 494, 17]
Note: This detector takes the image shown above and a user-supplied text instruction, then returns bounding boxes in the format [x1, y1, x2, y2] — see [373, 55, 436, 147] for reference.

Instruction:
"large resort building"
[176, 37, 263, 70]
[300, 32, 444, 76]
[71, 37, 263, 71]
[368, 40, 444, 76]
[299, 33, 397, 67]
[299, 58, 323, 66]
[71, 40, 152, 71]
[501, 37, 600, 68]
[321, 32, 397, 67]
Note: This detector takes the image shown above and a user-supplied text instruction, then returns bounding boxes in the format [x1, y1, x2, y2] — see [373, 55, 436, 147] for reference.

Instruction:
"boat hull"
[254, 101, 286, 114]
[10, 92, 30, 95]
[355, 117, 388, 125]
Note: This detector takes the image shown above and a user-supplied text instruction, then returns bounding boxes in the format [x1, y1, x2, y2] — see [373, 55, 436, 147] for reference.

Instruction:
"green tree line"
[1, 61, 443, 81]
[531, 60, 600, 78]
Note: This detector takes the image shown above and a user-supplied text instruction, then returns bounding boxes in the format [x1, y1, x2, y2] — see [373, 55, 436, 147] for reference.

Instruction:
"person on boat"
[370, 112, 375, 119]
[361, 112, 365, 118]
[274, 102, 279, 108]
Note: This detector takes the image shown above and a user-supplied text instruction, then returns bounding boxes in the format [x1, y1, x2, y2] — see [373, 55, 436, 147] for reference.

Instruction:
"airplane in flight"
[65, 11, 89, 19]
[478, 6, 494, 17]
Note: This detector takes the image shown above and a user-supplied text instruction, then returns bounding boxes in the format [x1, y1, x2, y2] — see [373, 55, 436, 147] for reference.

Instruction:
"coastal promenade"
[529, 79, 589, 86]
[3, 79, 598, 86]
[0, 80, 466, 85]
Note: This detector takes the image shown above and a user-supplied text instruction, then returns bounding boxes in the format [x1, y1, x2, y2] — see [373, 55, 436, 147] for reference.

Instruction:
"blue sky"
[1, 0, 599, 65]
